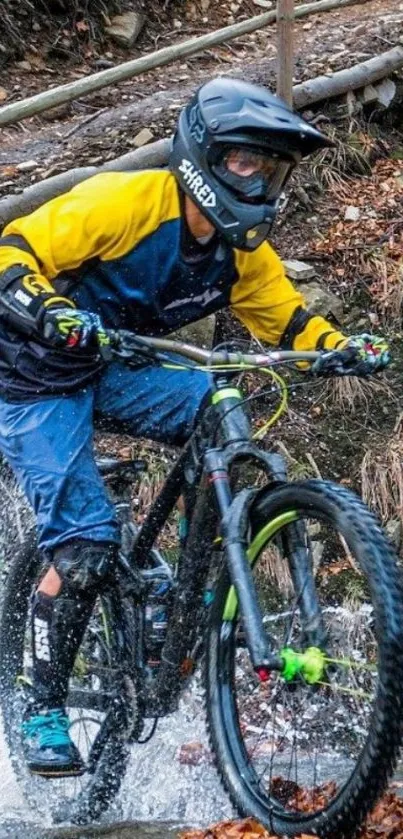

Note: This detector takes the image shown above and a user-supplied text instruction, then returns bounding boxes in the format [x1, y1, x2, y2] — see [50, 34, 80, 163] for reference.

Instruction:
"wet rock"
[106, 12, 146, 48]
[16, 160, 39, 172]
[344, 205, 360, 221]
[132, 127, 154, 148]
[298, 281, 343, 320]
[376, 78, 396, 108]
[4, 820, 182, 838]
[284, 259, 316, 282]
[169, 314, 216, 349]
[360, 84, 379, 104]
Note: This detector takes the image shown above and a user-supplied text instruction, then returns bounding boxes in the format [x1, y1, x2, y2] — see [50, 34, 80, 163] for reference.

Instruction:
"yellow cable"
[252, 368, 288, 439]
[161, 361, 289, 438]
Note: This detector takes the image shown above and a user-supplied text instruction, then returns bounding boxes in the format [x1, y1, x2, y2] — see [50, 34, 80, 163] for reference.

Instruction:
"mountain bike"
[0, 331, 402, 837]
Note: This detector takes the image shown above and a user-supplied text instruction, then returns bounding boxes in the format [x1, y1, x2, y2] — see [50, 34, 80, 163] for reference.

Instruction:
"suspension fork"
[281, 521, 327, 648]
[205, 448, 282, 675]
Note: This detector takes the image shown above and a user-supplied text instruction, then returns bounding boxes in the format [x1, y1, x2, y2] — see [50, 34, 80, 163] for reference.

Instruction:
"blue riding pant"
[0, 361, 210, 550]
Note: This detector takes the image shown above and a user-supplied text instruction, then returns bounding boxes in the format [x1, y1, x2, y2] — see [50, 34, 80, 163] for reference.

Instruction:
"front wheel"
[205, 480, 403, 838]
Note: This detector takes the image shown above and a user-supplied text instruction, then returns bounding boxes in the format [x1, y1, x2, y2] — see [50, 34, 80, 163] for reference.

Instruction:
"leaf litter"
[309, 156, 403, 322]
[180, 788, 403, 837]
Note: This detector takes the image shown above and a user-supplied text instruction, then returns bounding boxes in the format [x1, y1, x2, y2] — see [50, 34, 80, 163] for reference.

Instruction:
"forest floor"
[1, 2, 403, 838]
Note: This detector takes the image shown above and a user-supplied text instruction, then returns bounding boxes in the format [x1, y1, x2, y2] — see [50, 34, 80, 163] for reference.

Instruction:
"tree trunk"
[277, 0, 295, 106]
[0, 139, 172, 228]
[293, 45, 403, 107]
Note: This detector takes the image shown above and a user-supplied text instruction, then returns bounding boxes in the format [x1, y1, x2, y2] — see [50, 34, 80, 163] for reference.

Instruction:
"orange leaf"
[0, 165, 18, 178]
[179, 832, 206, 839]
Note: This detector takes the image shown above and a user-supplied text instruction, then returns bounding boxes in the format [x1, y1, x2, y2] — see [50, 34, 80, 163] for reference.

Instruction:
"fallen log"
[293, 44, 403, 107]
[1, 47, 402, 228]
[0, 0, 371, 128]
[0, 139, 171, 228]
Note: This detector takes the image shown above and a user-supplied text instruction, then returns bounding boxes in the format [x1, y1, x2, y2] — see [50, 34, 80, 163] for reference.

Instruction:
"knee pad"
[52, 540, 118, 595]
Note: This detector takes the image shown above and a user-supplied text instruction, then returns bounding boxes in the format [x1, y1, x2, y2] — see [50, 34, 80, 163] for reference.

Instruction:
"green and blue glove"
[42, 307, 111, 355]
[312, 333, 390, 377]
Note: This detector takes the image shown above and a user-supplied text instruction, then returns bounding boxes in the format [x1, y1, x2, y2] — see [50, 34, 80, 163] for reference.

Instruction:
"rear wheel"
[205, 480, 403, 838]
[0, 536, 141, 825]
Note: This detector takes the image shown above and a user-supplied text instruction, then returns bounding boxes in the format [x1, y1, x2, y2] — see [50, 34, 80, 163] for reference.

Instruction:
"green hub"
[281, 646, 325, 685]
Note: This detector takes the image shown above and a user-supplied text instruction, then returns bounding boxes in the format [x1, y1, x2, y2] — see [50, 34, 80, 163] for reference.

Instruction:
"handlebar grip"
[104, 329, 121, 349]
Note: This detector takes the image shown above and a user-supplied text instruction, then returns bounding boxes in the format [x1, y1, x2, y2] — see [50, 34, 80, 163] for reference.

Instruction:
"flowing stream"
[0, 682, 234, 839]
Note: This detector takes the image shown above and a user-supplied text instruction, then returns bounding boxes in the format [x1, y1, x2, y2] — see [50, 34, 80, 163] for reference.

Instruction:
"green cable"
[316, 681, 373, 701]
[252, 368, 288, 439]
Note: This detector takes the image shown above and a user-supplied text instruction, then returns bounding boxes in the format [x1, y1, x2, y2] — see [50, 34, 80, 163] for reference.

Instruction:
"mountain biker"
[0, 77, 389, 778]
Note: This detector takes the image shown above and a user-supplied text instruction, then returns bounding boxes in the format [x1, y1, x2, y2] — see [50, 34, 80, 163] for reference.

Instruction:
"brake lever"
[102, 330, 161, 364]
[310, 348, 355, 378]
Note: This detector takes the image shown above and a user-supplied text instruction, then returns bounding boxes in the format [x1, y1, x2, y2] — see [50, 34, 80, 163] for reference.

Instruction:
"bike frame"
[103, 334, 325, 716]
[116, 372, 292, 713]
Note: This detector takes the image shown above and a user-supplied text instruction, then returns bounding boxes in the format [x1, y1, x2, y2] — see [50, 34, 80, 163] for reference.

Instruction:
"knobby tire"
[204, 479, 403, 838]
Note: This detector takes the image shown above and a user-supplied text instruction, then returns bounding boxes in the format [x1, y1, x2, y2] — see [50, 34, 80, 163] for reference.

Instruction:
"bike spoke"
[229, 513, 379, 816]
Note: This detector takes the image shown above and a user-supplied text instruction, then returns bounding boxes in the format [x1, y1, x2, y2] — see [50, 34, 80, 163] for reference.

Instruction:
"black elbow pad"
[0, 264, 39, 336]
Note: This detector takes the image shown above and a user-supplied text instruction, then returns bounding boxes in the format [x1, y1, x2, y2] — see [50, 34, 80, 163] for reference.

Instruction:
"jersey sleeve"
[1, 171, 177, 277]
[0, 170, 179, 332]
[230, 242, 346, 351]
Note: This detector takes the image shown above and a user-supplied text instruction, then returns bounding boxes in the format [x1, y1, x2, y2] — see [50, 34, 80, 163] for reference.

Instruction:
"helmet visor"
[212, 146, 295, 203]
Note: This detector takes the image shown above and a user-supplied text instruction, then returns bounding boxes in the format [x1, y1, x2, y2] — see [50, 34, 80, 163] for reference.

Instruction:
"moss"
[320, 569, 370, 605]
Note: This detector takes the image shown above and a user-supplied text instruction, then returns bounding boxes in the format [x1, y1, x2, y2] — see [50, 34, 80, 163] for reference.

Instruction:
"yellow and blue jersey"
[0, 169, 345, 400]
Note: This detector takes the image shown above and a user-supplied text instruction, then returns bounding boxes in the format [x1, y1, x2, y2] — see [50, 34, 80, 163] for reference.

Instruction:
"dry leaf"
[180, 789, 403, 838]
[118, 446, 134, 459]
[180, 832, 206, 839]
[177, 742, 212, 766]
[181, 819, 286, 838]
[0, 87, 7, 102]
[0, 165, 18, 178]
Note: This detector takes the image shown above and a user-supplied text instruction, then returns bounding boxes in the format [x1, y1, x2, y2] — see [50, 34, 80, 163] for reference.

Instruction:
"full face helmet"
[170, 77, 333, 251]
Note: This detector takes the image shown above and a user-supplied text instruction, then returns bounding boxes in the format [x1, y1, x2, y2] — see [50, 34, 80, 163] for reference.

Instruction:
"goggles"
[212, 146, 295, 203]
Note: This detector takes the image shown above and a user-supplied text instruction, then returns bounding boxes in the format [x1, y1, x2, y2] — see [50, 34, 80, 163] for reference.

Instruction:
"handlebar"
[107, 330, 322, 368]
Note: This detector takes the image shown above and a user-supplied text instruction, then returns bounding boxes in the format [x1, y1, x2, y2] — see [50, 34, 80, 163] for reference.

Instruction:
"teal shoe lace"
[22, 709, 72, 749]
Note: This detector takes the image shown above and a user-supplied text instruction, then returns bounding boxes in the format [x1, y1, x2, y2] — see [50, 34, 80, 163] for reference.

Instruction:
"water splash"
[0, 677, 233, 831]
[118, 681, 234, 825]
